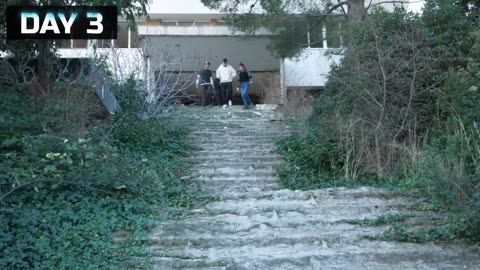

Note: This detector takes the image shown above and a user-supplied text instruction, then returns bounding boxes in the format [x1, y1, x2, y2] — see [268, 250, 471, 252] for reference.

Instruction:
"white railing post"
[322, 23, 328, 49]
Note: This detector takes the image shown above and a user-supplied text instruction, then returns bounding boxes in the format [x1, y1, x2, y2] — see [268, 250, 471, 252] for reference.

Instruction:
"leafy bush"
[276, 3, 480, 242]
[0, 85, 199, 268]
[277, 133, 342, 189]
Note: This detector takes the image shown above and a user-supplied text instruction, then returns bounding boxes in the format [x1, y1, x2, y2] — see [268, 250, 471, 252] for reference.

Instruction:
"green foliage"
[201, 0, 356, 57]
[348, 213, 414, 227]
[0, 86, 46, 142]
[110, 77, 147, 113]
[276, 3, 480, 243]
[423, 0, 477, 69]
[384, 213, 480, 243]
[0, 85, 199, 268]
[276, 134, 342, 189]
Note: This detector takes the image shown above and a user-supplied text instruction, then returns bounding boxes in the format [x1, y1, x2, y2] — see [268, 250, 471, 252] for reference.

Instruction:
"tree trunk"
[36, 40, 51, 95]
[347, 0, 366, 22]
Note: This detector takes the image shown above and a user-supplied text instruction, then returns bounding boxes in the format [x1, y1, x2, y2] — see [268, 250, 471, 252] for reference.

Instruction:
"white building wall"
[147, 0, 425, 15]
[283, 49, 342, 88]
[138, 25, 269, 36]
[56, 48, 145, 82]
[50, 0, 425, 96]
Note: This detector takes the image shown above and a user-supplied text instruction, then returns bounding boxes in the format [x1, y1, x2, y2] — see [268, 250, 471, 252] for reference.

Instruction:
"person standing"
[196, 61, 214, 106]
[238, 63, 254, 109]
[216, 58, 236, 108]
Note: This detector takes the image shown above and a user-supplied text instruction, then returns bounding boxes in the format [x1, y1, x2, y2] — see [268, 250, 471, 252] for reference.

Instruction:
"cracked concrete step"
[193, 164, 278, 170]
[192, 161, 284, 168]
[188, 128, 293, 133]
[149, 248, 479, 270]
[189, 138, 287, 144]
[145, 106, 480, 270]
[189, 130, 291, 136]
[152, 207, 407, 236]
[189, 133, 286, 137]
[172, 121, 286, 127]
[199, 199, 406, 217]
[194, 167, 276, 175]
[195, 144, 277, 150]
[191, 150, 279, 159]
[192, 173, 276, 180]
[194, 147, 279, 153]
[193, 176, 280, 183]
[194, 179, 279, 194]
[189, 156, 284, 163]
[147, 241, 475, 270]
[148, 222, 383, 245]
[181, 126, 296, 132]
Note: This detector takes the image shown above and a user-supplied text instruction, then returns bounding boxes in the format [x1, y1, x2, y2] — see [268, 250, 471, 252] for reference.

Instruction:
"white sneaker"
[228, 100, 232, 107]
[222, 104, 228, 109]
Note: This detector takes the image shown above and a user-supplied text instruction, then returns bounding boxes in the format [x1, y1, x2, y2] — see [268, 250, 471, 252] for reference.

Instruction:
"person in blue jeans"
[238, 63, 254, 109]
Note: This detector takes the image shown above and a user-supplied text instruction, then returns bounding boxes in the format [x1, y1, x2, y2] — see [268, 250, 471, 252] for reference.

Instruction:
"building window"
[292, 16, 343, 49]
[293, 19, 312, 48]
[72, 39, 87, 48]
[325, 19, 343, 48]
[116, 22, 129, 48]
[53, 39, 71, 48]
[161, 21, 178, 26]
[178, 21, 194, 26]
[194, 21, 210, 26]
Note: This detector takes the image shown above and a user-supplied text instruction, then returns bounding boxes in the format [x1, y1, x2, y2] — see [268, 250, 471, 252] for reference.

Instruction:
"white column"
[307, 24, 311, 48]
[146, 56, 151, 92]
[128, 27, 131, 48]
[322, 23, 328, 49]
[339, 22, 343, 48]
[111, 39, 114, 48]
[280, 59, 286, 104]
[70, 39, 73, 48]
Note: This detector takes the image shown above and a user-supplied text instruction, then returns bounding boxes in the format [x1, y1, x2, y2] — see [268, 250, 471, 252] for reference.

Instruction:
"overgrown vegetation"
[0, 76, 199, 268]
[277, 1, 480, 243]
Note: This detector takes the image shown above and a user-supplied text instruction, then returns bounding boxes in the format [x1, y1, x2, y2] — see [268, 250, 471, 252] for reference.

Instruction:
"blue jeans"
[240, 81, 252, 106]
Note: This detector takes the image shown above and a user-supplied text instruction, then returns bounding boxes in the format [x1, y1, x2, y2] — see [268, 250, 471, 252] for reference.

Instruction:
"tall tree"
[201, 0, 418, 57]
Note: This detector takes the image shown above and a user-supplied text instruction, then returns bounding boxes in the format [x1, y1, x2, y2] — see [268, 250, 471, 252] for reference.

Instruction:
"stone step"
[149, 221, 381, 244]
[190, 154, 283, 159]
[189, 135, 287, 141]
[169, 116, 285, 122]
[177, 124, 293, 131]
[199, 197, 406, 217]
[195, 143, 278, 149]
[147, 239, 460, 261]
[187, 125, 293, 130]
[194, 167, 276, 175]
[147, 106, 480, 270]
[194, 179, 279, 193]
[189, 153, 280, 161]
[192, 161, 284, 168]
[152, 207, 407, 237]
[193, 175, 280, 181]
[193, 146, 280, 153]
[149, 245, 477, 270]
[189, 130, 291, 135]
[196, 187, 282, 199]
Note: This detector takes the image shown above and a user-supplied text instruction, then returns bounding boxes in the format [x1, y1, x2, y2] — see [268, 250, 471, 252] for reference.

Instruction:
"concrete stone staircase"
[147, 105, 479, 270]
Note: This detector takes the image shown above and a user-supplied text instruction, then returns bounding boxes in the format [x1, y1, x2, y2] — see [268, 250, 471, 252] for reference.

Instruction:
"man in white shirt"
[216, 58, 236, 108]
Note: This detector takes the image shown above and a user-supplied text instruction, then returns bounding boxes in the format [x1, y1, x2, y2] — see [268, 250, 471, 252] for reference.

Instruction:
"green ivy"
[0, 89, 202, 268]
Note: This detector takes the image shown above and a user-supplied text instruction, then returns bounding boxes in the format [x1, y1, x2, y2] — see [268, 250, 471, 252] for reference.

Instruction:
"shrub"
[0, 84, 199, 268]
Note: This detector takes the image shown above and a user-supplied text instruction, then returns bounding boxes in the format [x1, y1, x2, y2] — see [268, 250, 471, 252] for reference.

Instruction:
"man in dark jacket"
[196, 61, 214, 106]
